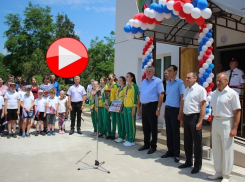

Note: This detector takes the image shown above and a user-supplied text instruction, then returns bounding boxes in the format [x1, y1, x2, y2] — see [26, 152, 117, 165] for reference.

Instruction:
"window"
[155, 56, 171, 80]
[156, 59, 162, 79]
[164, 56, 171, 79]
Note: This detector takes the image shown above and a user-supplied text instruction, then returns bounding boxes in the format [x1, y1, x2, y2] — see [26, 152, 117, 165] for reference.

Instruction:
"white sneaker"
[115, 138, 124, 143]
[123, 141, 129, 146]
[59, 130, 62, 134]
[124, 142, 135, 147]
[208, 173, 223, 180]
[221, 179, 231, 182]
[114, 138, 120, 142]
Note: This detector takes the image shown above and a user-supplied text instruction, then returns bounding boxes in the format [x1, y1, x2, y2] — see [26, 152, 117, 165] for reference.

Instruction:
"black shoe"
[161, 153, 174, 158]
[77, 130, 83, 135]
[7, 134, 11, 139]
[69, 130, 74, 135]
[43, 128, 47, 134]
[174, 156, 180, 163]
[178, 163, 192, 169]
[110, 136, 115, 140]
[35, 131, 39, 136]
[19, 129, 22, 136]
[13, 133, 17, 138]
[106, 136, 111, 140]
[191, 168, 200, 174]
[138, 145, 150, 151]
[98, 134, 102, 138]
[147, 148, 156, 154]
[40, 131, 46, 136]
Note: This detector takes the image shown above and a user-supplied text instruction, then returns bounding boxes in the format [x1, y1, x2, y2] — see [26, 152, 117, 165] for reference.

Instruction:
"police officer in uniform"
[225, 58, 245, 95]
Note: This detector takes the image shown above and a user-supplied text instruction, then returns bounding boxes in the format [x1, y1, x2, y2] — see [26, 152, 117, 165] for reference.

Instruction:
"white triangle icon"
[58, 45, 82, 70]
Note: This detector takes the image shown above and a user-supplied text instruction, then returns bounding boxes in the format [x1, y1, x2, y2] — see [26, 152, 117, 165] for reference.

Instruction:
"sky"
[0, 0, 116, 55]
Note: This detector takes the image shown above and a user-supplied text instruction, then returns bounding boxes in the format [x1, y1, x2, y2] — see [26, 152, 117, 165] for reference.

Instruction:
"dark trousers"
[142, 101, 158, 149]
[165, 107, 180, 156]
[70, 101, 82, 130]
[184, 114, 202, 169]
[0, 109, 4, 132]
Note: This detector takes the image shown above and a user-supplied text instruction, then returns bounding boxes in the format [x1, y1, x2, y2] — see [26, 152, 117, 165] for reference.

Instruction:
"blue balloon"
[203, 72, 209, 78]
[147, 55, 152, 59]
[156, 4, 164, 13]
[209, 63, 214, 69]
[144, 58, 149, 62]
[199, 82, 203, 86]
[198, 47, 202, 52]
[206, 108, 210, 114]
[124, 25, 131, 33]
[131, 26, 139, 34]
[142, 65, 144, 69]
[191, 0, 199, 7]
[163, 5, 171, 14]
[206, 32, 212, 38]
[199, 42, 204, 47]
[197, 0, 208, 10]
[139, 27, 145, 34]
[150, 3, 157, 10]
[200, 77, 206, 83]
[206, 68, 212, 74]
[203, 36, 209, 43]
[209, 29, 213, 33]
[171, 11, 179, 18]
[143, 37, 146, 41]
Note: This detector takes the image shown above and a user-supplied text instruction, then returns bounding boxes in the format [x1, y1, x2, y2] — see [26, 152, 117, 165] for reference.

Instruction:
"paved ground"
[0, 116, 244, 182]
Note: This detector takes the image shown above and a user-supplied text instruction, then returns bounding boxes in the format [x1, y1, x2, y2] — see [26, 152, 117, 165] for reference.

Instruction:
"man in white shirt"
[209, 73, 241, 182]
[86, 79, 94, 99]
[225, 58, 245, 95]
[178, 72, 207, 174]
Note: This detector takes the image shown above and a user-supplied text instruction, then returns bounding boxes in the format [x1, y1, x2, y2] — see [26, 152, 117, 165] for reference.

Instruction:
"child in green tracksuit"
[98, 77, 107, 138]
[114, 76, 126, 143]
[123, 72, 139, 147]
[89, 81, 100, 136]
[103, 73, 119, 140]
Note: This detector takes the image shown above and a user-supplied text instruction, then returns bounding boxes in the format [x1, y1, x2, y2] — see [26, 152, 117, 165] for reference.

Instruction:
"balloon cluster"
[124, 0, 212, 40]
[197, 23, 214, 121]
[141, 37, 154, 80]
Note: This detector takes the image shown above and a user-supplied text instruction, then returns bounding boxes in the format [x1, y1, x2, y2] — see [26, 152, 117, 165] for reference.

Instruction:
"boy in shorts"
[20, 85, 34, 137]
[42, 89, 49, 133]
[34, 90, 46, 136]
[44, 88, 58, 136]
[4, 83, 20, 139]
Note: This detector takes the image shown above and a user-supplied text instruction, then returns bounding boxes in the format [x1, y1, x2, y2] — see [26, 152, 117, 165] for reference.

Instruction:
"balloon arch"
[123, 0, 214, 121]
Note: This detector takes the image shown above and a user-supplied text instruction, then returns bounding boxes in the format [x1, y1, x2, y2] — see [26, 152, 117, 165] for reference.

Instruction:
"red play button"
[46, 37, 89, 78]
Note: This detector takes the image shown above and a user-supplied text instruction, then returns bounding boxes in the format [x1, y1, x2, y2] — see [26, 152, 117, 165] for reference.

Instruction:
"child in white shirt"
[0, 95, 5, 139]
[57, 91, 68, 134]
[34, 90, 46, 136]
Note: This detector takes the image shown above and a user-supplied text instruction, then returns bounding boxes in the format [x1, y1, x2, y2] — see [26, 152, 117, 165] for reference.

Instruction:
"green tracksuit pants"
[123, 107, 136, 143]
[98, 107, 106, 135]
[116, 112, 125, 139]
[91, 110, 97, 132]
[104, 107, 117, 137]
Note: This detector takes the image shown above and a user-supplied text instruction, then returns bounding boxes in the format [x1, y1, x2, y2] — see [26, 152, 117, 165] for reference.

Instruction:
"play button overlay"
[46, 37, 88, 78]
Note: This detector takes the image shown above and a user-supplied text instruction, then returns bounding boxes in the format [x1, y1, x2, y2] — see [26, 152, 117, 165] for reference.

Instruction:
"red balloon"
[137, 13, 144, 21]
[150, 37, 154, 41]
[199, 64, 202, 68]
[147, 17, 155, 24]
[195, 17, 205, 26]
[141, 15, 148, 23]
[148, 41, 152, 45]
[209, 82, 214, 88]
[206, 87, 211, 92]
[207, 115, 212, 122]
[201, 24, 207, 29]
[142, 52, 145, 55]
[200, 59, 205, 65]
[173, 1, 182, 11]
[179, 8, 187, 18]
[142, 73, 146, 80]
[185, 14, 195, 24]
[155, 19, 162, 25]
[206, 49, 212, 55]
[134, 14, 139, 20]
[198, 29, 203, 34]
[203, 54, 209, 61]
[209, 46, 213, 50]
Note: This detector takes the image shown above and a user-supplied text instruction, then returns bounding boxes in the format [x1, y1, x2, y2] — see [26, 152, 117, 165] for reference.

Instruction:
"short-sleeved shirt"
[39, 84, 54, 92]
[4, 91, 20, 109]
[58, 98, 67, 113]
[67, 84, 86, 102]
[21, 94, 34, 110]
[0, 96, 5, 110]
[34, 98, 46, 112]
[225, 68, 245, 95]
[139, 76, 164, 104]
[0, 85, 8, 96]
[46, 96, 58, 114]
[19, 90, 33, 100]
[87, 84, 93, 98]
[211, 86, 241, 118]
[183, 83, 207, 114]
[165, 77, 185, 108]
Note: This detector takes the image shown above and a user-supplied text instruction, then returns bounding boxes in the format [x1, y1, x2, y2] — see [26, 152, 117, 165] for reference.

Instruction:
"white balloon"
[208, 109, 212, 114]
[167, 1, 175, 10]
[140, 23, 148, 30]
[198, 38, 202, 43]
[207, 23, 213, 29]
[128, 19, 134, 27]
[126, 32, 134, 40]
[148, 10, 156, 19]
[206, 41, 212, 47]
[207, 96, 212, 102]
[203, 63, 209, 69]
[209, 38, 214, 43]
[150, 59, 153, 63]
[145, 51, 149, 56]
[198, 55, 202, 60]
[198, 73, 203, 78]
[201, 8, 212, 19]
[133, 19, 141, 28]
[204, 114, 209, 120]
[203, 28, 209, 34]
[150, 45, 154, 49]
[209, 73, 214, 78]
[199, 68, 205, 73]
[147, 23, 155, 30]
[199, 33, 205, 38]
[183, 3, 194, 14]
[200, 50, 205, 56]
[147, 48, 152, 52]
[155, 12, 165, 21]
[145, 37, 150, 42]
[191, 8, 201, 19]
[164, 13, 172, 19]
[209, 54, 214, 60]
[206, 59, 212, 64]
[159, 0, 167, 5]
[203, 82, 209, 88]
[135, 32, 142, 38]
[202, 45, 208, 51]
[144, 65, 148, 69]
[206, 77, 212, 83]
[144, 8, 150, 17]
[173, 10, 179, 16]
[206, 101, 209, 106]
[147, 62, 152, 66]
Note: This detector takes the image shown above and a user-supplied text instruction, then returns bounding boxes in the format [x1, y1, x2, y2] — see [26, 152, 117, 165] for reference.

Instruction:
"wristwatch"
[157, 107, 160, 110]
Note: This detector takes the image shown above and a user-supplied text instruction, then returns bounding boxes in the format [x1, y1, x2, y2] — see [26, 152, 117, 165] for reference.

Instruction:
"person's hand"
[44, 113, 46, 117]
[196, 122, 202, 130]
[95, 108, 98, 112]
[132, 108, 136, 116]
[69, 105, 72, 111]
[17, 110, 19, 115]
[90, 107, 93, 110]
[1, 113, 4, 119]
[230, 128, 237, 137]
[156, 109, 160, 116]
[81, 105, 84, 110]
[177, 114, 182, 121]
[105, 105, 109, 111]
[180, 120, 184, 128]
[56, 113, 59, 117]
[65, 113, 68, 118]
[137, 107, 141, 116]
